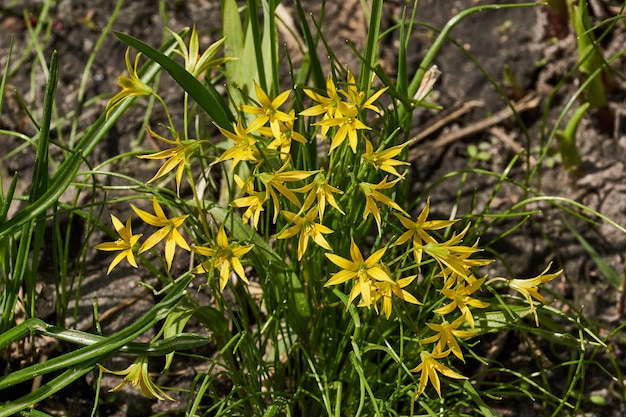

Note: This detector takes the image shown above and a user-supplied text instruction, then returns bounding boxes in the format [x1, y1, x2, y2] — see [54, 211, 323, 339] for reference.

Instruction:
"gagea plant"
[89, 13, 562, 414]
[10, 1, 624, 416]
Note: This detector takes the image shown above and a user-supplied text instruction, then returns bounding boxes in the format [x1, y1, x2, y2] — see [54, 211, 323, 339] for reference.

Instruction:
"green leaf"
[572, 0, 606, 108]
[194, 306, 232, 348]
[0, 363, 94, 417]
[292, 0, 324, 88]
[359, 0, 382, 93]
[161, 305, 195, 371]
[222, 0, 274, 105]
[25, 50, 59, 317]
[461, 380, 497, 417]
[563, 214, 621, 289]
[470, 304, 534, 334]
[556, 102, 588, 170]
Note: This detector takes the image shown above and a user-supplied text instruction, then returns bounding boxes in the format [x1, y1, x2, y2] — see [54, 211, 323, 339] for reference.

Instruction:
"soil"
[1, 0, 626, 416]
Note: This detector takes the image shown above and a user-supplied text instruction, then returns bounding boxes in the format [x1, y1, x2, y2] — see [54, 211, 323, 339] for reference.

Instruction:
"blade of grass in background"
[26, 50, 58, 318]
[358, 0, 382, 95]
[0, 51, 59, 332]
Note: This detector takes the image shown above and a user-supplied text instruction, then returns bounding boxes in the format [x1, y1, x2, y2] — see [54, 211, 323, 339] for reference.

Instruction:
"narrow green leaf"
[563, 214, 621, 289]
[461, 380, 497, 417]
[223, 0, 248, 104]
[262, 398, 286, 417]
[0, 363, 94, 417]
[470, 304, 534, 334]
[359, 0, 382, 93]
[262, 0, 278, 93]
[292, 0, 324, 88]
[161, 306, 195, 371]
[246, 0, 267, 91]
[556, 102, 588, 170]
[0, 172, 18, 224]
[0, 37, 13, 116]
[30, 50, 58, 202]
[25, 51, 60, 317]
[0, 273, 193, 390]
[0, 318, 46, 350]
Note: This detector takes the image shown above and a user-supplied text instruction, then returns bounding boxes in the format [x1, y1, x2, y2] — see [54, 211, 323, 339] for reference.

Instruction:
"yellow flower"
[324, 239, 393, 307]
[418, 225, 488, 284]
[363, 139, 411, 178]
[433, 277, 489, 329]
[106, 48, 153, 119]
[98, 356, 173, 401]
[138, 126, 202, 195]
[509, 263, 562, 326]
[261, 110, 307, 160]
[338, 70, 388, 114]
[437, 243, 493, 290]
[192, 226, 254, 291]
[362, 273, 421, 319]
[393, 198, 457, 264]
[211, 119, 259, 169]
[240, 82, 293, 139]
[410, 347, 467, 397]
[257, 159, 316, 222]
[275, 208, 333, 260]
[169, 26, 233, 78]
[94, 214, 142, 274]
[300, 74, 347, 136]
[300, 74, 345, 118]
[131, 197, 190, 271]
[293, 170, 344, 221]
[359, 177, 408, 233]
[314, 106, 371, 154]
[420, 315, 476, 361]
[230, 174, 266, 229]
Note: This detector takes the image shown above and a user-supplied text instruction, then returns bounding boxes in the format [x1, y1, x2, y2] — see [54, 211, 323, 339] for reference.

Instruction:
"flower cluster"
[96, 27, 562, 401]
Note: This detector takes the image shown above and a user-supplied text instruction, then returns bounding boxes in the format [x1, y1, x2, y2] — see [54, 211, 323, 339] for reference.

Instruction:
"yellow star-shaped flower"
[98, 356, 173, 401]
[362, 273, 421, 319]
[192, 227, 254, 291]
[94, 214, 142, 274]
[138, 126, 202, 195]
[363, 139, 411, 178]
[275, 208, 333, 260]
[240, 82, 293, 139]
[131, 197, 190, 271]
[168, 26, 234, 78]
[509, 263, 561, 326]
[410, 347, 467, 397]
[420, 315, 476, 361]
[359, 177, 408, 233]
[106, 48, 153, 119]
[324, 239, 393, 307]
